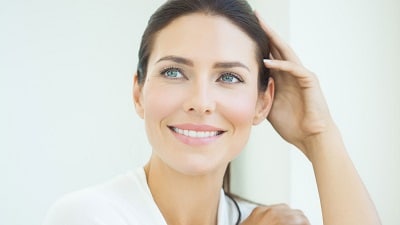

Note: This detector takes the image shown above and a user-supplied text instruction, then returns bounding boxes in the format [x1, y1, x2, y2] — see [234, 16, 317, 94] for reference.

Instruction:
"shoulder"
[43, 169, 151, 225]
[221, 193, 259, 224]
[43, 186, 113, 225]
[237, 198, 260, 221]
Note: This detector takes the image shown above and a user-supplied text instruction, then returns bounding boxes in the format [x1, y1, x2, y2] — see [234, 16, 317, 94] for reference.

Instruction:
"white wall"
[1, 0, 398, 225]
[0, 1, 163, 224]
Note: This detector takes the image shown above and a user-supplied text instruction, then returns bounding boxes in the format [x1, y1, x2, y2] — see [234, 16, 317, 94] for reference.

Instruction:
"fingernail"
[263, 59, 273, 64]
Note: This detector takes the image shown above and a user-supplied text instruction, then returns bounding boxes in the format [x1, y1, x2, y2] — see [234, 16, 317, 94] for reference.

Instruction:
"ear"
[133, 73, 144, 119]
[253, 77, 275, 125]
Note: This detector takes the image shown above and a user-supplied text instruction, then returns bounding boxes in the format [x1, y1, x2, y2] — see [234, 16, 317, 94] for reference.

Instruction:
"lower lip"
[170, 129, 222, 146]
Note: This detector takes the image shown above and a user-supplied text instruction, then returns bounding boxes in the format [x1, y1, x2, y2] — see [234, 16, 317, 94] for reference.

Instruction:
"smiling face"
[134, 13, 273, 176]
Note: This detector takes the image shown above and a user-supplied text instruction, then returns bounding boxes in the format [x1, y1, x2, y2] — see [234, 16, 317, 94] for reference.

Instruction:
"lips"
[168, 124, 225, 145]
[170, 127, 224, 138]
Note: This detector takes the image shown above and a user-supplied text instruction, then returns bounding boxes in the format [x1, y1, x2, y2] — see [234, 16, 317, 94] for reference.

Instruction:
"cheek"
[218, 91, 258, 161]
[220, 91, 258, 127]
[142, 83, 183, 120]
[141, 83, 185, 151]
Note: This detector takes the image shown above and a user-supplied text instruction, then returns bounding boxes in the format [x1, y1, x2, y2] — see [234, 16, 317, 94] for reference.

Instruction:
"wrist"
[298, 123, 345, 162]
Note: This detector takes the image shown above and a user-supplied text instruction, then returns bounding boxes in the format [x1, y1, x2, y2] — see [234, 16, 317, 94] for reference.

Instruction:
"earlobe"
[133, 74, 144, 119]
[253, 77, 275, 125]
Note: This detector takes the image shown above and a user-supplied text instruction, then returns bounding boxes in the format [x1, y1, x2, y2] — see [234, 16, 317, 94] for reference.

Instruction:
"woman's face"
[134, 13, 273, 176]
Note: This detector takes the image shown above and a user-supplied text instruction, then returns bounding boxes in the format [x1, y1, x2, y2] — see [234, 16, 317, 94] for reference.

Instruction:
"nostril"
[185, 106, 213, 114]
[183, 91, 216, 114]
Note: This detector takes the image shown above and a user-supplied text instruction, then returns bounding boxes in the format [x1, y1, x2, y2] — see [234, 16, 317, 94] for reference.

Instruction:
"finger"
[255, 10, 302, 64]
[265, 203, 290, 209]
[255, 11, 300, 62]
[265, 206, 311, 225]
[263, 59, 313, 80]
[270, 45, 283, 60]
[245, 205, 311, 225]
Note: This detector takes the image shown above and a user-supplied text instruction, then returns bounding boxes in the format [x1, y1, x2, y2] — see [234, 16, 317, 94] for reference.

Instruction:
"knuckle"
[253, 206, 268, 213]
[275, 203, 290, 209]
[290, 210, 310, 225]
[249, 206, 268, 218]
[294, 209, 304, 215]
[248, 204, 311, 225]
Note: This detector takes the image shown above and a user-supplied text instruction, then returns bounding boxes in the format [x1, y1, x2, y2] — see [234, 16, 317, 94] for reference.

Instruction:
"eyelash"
[218, 72, 244, 83]
[160, 67, 184, 79]
[159, 67, 244, 83]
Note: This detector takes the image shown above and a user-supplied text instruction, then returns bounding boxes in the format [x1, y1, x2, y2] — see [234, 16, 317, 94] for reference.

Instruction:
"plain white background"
[1, 0, 399, 224]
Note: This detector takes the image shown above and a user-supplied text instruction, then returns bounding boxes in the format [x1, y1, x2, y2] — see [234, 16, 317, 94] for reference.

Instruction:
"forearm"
[304, 125, 381, 225]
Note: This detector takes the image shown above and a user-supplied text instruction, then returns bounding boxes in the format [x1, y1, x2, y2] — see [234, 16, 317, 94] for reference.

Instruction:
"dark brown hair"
[136, 0, 270, 193]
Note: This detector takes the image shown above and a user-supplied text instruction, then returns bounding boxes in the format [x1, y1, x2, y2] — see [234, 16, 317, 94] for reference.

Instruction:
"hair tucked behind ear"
[137, 0, 271, 195]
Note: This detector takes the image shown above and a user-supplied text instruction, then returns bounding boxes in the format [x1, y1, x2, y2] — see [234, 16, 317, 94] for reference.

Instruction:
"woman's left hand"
[256, 12, 335, 157]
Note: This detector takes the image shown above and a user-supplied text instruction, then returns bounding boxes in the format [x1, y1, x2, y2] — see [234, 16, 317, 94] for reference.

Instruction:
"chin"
[172, 159, 227, 177]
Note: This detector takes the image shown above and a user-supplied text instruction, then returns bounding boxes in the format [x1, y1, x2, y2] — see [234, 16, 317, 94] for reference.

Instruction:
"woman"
[44, 0, 381, 224]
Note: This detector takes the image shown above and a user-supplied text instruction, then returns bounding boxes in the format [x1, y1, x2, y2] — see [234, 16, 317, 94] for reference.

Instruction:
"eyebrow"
[214, 62, 250, 72]
[156, 55, 250, 72]
[156, 55, 193, 66]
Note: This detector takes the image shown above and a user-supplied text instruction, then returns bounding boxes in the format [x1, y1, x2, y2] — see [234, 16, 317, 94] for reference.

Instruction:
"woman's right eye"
[161, 67, 184, 79]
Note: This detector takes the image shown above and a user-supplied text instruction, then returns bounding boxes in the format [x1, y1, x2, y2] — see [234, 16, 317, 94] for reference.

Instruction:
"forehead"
[149, 13, 258, 69]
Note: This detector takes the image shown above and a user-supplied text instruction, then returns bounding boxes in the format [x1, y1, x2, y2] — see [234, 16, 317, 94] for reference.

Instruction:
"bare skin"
[133, 11, 380, 225]
[244, 12, 382, 225]
[242, 204, 310, 225]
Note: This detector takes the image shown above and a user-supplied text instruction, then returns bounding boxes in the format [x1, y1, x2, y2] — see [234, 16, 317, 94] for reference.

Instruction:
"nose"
[183, 80, 216, 115]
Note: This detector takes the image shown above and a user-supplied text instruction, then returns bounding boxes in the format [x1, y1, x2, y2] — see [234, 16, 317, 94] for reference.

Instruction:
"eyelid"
[219, 72, 244, 83]
[160, 66, 182, 74]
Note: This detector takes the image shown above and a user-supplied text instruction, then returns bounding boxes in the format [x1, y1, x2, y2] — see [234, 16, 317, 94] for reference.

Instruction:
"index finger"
[255, 10, 302, 64]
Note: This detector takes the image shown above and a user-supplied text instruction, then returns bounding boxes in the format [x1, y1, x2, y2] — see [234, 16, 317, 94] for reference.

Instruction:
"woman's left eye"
[161, 67, 184, 79]
[218, 73, 243, 83]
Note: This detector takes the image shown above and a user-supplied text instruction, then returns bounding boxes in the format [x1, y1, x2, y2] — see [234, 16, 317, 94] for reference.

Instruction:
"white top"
[43, 168, 257, 225]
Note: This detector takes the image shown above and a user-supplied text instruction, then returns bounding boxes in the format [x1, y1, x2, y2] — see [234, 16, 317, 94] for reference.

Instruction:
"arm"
[256, 12, 381, 225]
[306, 124, 380, 225]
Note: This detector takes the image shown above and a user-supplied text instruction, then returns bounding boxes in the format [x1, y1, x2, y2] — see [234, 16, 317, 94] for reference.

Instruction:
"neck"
[145, 155, 226, 225]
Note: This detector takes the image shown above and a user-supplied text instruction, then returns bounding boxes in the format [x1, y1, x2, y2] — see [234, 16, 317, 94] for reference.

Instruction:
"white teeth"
[172, 127, 220, 138]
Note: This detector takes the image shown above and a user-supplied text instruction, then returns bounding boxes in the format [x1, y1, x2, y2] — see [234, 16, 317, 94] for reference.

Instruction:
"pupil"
[224, 75, 233, 82]
[168, 70, 177, 77]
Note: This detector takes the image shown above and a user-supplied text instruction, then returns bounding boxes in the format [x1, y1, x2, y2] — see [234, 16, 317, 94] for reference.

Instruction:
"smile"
[169, 127, 225, 138]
